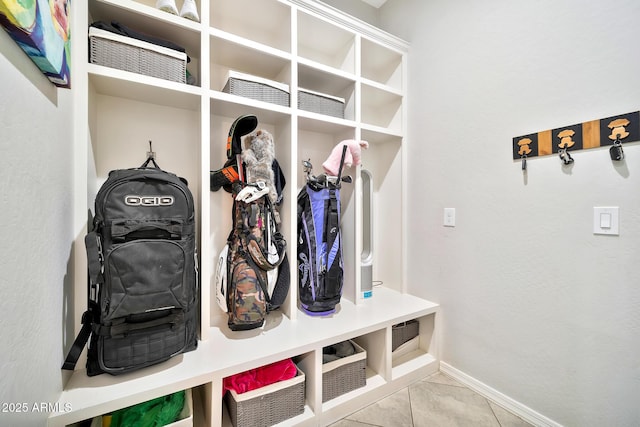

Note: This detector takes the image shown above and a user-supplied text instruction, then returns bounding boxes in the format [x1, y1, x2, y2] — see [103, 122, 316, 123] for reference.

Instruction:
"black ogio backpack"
[63, 157, 198, 376]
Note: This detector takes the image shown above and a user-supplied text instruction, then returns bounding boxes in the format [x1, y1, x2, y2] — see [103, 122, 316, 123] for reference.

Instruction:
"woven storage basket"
[89, 27, 187, 83]
[298, 88, 345, 118]
[225, 367, 305, 427]
[222, 70, 290, 107]
[322, 341, 366, 402]
[392, 319, 419, 352]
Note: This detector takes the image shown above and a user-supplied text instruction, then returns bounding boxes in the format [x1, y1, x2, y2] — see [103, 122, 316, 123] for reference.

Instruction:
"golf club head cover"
[322, 139, 369, 176]
[211, 114, 258, 193]
[210, 158, 240, 193]
[226, 114, 258, 159]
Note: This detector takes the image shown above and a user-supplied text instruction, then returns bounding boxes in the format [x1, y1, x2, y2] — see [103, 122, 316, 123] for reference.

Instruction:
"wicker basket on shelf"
[322, 340, 366, 402]
[225, 367, 305, 427]
[89, 27, 187, 83]
[222, 70, 290, 107]
[298, 88, 345, 118]
[392, 319, 420, 352]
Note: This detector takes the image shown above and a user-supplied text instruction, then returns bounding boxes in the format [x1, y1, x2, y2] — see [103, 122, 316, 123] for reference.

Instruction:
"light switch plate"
[593, 207, 619, 235]
[444, 208, 456, 227]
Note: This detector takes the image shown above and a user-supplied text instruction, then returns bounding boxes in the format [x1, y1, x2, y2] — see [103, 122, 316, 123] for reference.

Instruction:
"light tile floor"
[331, 372, 533, 427]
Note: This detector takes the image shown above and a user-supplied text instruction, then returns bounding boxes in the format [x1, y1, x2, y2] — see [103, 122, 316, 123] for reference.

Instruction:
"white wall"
[0, 31, 73, 426]
[319, 0, 380, 26]
[378, 0, 640, 426]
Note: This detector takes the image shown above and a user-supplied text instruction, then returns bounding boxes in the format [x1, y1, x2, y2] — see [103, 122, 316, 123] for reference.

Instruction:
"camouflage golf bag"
[211, 115, 289, 331]
[225, 182, 289, 330]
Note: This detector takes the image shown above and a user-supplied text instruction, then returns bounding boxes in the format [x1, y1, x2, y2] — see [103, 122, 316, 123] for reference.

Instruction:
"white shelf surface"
[297, 110, 356, 133]
[207, 287, 438, 377]
[88, 64, 202, 111]
[50, 288, 437, 426]
[209, 90, 293, 121]
[361, 77, 403, 97]
[297, 57, 356, 85]
[392, 349, 437, 379]
[361, 124, 403, 142]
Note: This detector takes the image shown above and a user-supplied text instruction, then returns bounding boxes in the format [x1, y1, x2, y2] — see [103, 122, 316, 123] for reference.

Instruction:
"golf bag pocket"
[227, 253, 268, 330]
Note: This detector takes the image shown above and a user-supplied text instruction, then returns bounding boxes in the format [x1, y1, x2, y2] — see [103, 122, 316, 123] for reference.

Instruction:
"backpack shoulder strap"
[62, 231, 104, 371]
[61, 310, 93, 370]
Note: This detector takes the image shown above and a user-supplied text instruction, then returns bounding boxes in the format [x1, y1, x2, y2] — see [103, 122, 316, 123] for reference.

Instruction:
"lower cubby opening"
[68, 388, 196, 427]
[320, 333, 387, 413]
[322, 340, 367, 404]
[220, 356, 313, 427]
[391, 313, 437, 380]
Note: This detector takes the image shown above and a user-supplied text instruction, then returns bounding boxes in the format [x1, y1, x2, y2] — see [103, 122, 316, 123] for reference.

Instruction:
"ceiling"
[360, 0, 388, 8]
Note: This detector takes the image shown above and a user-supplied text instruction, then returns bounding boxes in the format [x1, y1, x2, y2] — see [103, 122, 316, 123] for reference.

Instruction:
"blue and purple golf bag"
[297, 146, 350, 315]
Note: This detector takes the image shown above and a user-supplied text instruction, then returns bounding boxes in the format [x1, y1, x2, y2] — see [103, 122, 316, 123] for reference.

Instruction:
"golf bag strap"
[93, 311, 185, 338]
[62, 310, 93, 371]
[325, 189, 339, 247]
[268, 253, 290, 310]
[238, 194, 287, 270]
[247, 231, 286, 271]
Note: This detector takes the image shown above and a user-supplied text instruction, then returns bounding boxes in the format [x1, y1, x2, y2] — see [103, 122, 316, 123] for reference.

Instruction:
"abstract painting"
[0, 0, 71, 88]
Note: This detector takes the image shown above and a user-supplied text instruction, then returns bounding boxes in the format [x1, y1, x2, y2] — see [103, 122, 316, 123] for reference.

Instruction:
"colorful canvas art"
[0, 0, 71, 88]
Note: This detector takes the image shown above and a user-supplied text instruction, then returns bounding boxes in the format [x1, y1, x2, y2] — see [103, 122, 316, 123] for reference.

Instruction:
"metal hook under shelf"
[147, 140, 156, 160]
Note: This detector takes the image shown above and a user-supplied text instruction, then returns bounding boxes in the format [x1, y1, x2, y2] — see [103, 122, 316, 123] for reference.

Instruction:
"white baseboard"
[439, 362, 563, 427]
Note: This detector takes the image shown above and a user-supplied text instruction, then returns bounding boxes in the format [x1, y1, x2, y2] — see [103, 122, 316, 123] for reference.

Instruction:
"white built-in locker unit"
[53, 1, 439, 425]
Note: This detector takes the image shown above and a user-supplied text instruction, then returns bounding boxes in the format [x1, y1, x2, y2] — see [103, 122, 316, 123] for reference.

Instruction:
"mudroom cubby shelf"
[211, 0, 291, 51]
[51, 289, 438, 426]
[361, 84, 403, 132]
[361, 37, 403, 90]
[88, 65, 202, 109]
[59, 0, 438, 425]
[89, 0, 202, 83]
[209, 36, 292, 94]
[297, 11, 356, 73]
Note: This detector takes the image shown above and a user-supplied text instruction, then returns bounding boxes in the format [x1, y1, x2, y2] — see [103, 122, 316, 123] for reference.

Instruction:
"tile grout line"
[487, 397, 504, 427]
[428, 372, 473, 389]
[407, 385, 415, 427]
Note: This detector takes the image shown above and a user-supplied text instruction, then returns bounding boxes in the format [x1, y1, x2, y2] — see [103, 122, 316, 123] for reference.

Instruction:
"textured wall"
[0, 30, 73, 426]
[319, 0, 380, 26]
[379, 0, 640, 425]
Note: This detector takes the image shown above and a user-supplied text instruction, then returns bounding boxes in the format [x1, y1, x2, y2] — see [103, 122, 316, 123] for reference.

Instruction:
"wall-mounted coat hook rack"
[512, 111, 639, 164]
[518, 138, 532, 171]
[559, 146, 574, 165]
[609, 134, 625, 161]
